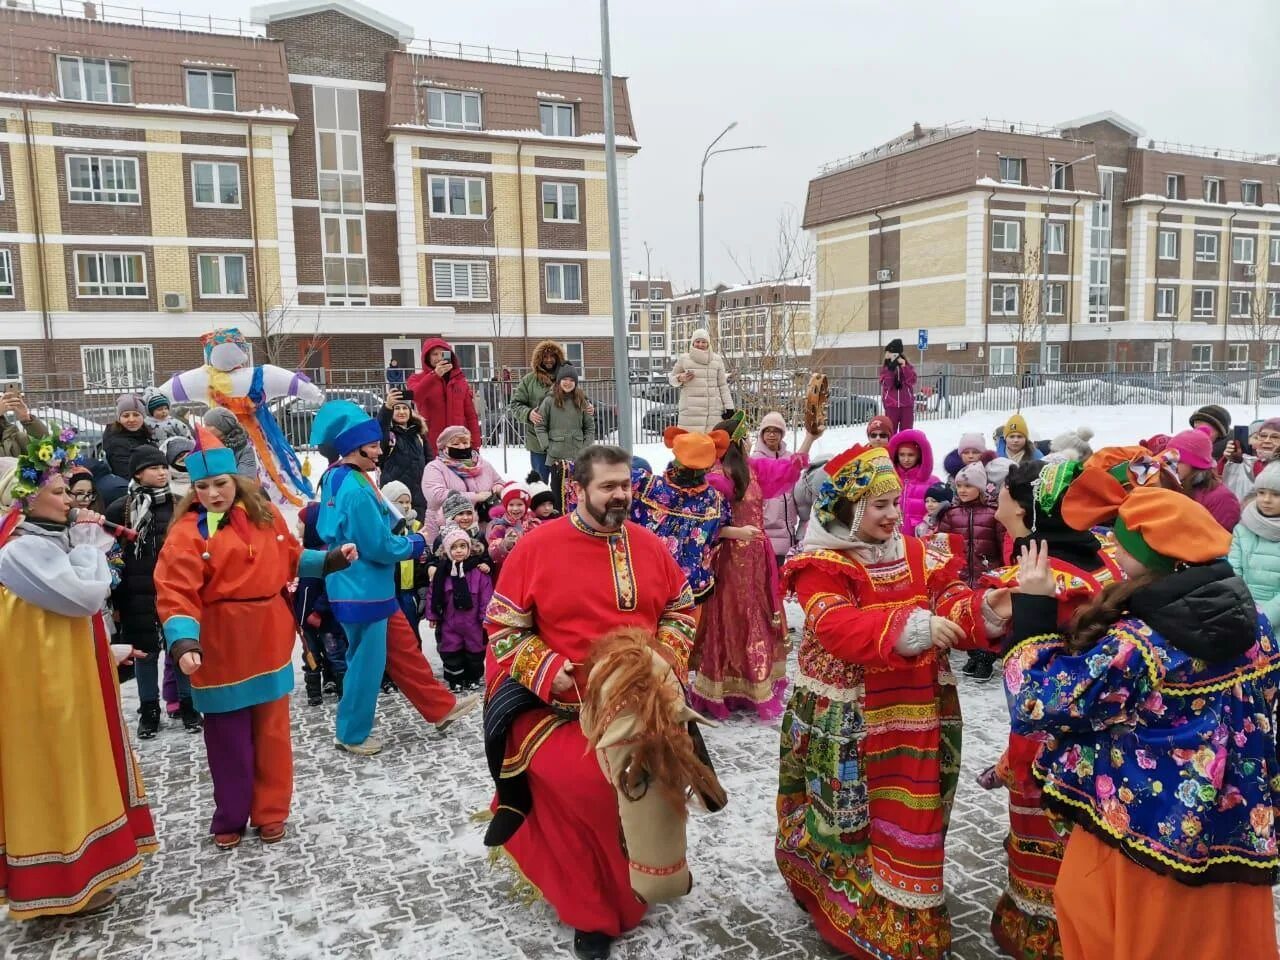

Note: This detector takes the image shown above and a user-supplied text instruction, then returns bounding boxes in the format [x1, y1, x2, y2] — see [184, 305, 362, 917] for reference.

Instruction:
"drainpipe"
[246, 119, 265, 333]
[21, 105, 53, 370]
[515, 141, 529, 361]
[873, 209, 884, 360]
[982, 181, 996, 367]
[1223, 207, 1237, 363]
[1067, 195, 1081, 363]
[1154, 201, 1167, 363]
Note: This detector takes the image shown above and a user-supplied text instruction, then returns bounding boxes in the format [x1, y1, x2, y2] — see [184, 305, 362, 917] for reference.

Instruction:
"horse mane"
[581, 628, 726, 815]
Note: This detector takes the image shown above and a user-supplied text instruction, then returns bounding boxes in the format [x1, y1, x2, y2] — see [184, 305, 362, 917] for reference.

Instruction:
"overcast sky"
[209, 0, 1278, 292]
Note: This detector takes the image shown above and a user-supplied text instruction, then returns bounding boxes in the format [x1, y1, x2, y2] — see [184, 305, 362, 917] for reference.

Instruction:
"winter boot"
[304, 672, 323, 706]
[440, 651, 467, 692]
[332, 674, 344, 701]
[179, 697, 203, 733]
[464, 651, 487, 690]
[137, 702, 161, 740]
[380, 673, 397, 695]
[972, 652, 995, 682]
[961, 651, 980, 677]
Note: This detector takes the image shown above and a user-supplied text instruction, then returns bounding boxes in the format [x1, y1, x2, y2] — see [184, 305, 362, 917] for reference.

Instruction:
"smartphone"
[1233, 424, 1251, 452]
[440, 350, 452, 363]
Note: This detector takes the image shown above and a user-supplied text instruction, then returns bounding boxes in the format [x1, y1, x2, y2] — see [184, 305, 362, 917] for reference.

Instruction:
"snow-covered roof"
[250, 0, 414, 44]
[1056, 110, 1146, 138]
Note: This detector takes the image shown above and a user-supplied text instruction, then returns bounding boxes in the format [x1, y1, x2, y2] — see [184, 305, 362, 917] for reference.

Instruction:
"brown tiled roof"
[1125, 147, 1280, 204]
[385, 51, 635, 142]
[0, 8, 293, 117]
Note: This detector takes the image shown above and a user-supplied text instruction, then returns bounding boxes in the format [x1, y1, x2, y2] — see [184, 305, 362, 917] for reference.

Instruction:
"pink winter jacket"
[754, 431, 801, 558]
[879, 359, 917, 409]
[420, 456, 503, 541]
[888, 429, 939, 537]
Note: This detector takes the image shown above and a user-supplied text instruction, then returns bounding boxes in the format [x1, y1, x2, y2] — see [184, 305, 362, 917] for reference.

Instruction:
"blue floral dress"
[629, 466, 731, 603]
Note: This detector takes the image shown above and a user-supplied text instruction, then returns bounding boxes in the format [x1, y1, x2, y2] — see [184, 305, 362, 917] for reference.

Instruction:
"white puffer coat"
[669, 345, 734, 434]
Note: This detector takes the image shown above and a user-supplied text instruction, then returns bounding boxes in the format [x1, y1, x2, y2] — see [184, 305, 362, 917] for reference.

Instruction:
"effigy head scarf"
[813, 443, 901, 529]
[201, 327, 252, 372]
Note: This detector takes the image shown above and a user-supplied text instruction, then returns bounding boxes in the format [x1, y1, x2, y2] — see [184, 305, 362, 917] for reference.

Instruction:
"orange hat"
[663, 426, 729, 471]
[1083, 446, 1151, 474]
[1112, 486, 1230, 572]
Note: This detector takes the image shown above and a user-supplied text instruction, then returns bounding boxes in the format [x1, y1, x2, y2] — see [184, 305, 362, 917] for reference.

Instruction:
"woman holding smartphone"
[405, 338, 481, 460]
[879, 338, 917, 433]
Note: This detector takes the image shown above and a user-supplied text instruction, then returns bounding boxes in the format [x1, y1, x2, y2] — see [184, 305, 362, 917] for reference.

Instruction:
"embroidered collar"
[569, 509, 624, 539]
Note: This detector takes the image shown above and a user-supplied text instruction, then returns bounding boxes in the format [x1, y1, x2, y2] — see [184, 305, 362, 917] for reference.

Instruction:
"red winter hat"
[501, 482, 531, 507]
[1167, 429, 1214, 471]
[866, 415, 893, 439]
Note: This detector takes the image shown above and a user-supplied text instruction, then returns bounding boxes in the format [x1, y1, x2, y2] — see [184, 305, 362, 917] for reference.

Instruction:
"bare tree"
[1239, 274, 1280, 368]
[243, 286, 327, 371]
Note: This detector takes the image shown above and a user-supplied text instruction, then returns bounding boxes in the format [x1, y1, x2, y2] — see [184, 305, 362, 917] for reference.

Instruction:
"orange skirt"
[1055, 828, 1278, 960]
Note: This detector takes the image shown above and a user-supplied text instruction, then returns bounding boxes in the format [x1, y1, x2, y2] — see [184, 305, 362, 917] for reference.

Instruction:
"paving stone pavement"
[5, 621, 1278, 959]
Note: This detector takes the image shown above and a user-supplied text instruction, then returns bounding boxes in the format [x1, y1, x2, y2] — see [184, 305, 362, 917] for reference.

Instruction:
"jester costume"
[482, 512, 697, 938]
[158, 327, 318, 506]
[0, 431, 158, 919]
[777, 444, 1003, 960]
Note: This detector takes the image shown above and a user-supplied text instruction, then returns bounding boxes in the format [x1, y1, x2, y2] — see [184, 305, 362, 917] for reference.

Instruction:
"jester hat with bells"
[663, 426, 730, 474]
[812, 443, 902, 532]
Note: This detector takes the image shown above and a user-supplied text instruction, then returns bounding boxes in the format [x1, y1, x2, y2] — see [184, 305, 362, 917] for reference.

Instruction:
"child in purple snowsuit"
[427, 527, 493, 691]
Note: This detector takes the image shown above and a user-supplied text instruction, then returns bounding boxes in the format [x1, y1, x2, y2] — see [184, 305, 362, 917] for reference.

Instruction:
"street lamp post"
[599, 0, 632, 448]
[644, 240, 653, 381]
[698, 124, 765, 329]
[1038, 153, 1095, 376]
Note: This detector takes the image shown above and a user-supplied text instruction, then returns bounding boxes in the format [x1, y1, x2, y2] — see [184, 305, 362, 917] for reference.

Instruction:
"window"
[628, 311, 640, 330]
[1194, 232, 1218, 262]
[1190, 344, 1213, 371]
[74, 252, 146, 298]
[991, 219, 1020, 252]
[1269, 342, 1280, 368]
[649, 333, 665, 351]
[1228, 343, 1249, 371]
[1045, 282, 1064, 316]
[0, 347, 20, 381]
[452, 342, 494, 381]
[545, 263, 582, 303]
[1203, 177, 1223, 204]
[185, 69, 235, 111]
[1157, 229, 1178, 260]
[1156, 286, 1176, 318]
[426, 88, 481, 130]
[1049, 162, 1068, 191]
[0, 250, 12, 298]
[998, 157, 1023, 184]
[1232, 235, 1255, 264]
[539, 102, 575, 137]
[1242, 181, 1261, 206]
[66, 155, 140, 204]
[649, 310, 664, 328]
[57, 56, 131, 104]
[1272, 237, 1280, 265]
[191, 161, 240, 207]
[626, 333, 641, 350]
[1271, 290, 1280, 319]
[1165, 174, 1183, 200]
[1044, 221, 1065, 255]
[428, 175, 485, 218]
[989, 345, 1017, 375]
[314, 86, 362, 215]
[541, 182, 579, 222]
[197, 254, 246, 298]
[562, 342, 584, 370]
[1230, 290, 1251, 318]
[1154, 342, 1173, 373]
[431, 259, 490, 302]
[1043, 343, 1062, 374]
[649, 286, 661, 301]
[989, 283, 1019, 316]
[322, 214, 367, 301]
[1192, 287, 1215, 319]
[82, 345, 153, 392]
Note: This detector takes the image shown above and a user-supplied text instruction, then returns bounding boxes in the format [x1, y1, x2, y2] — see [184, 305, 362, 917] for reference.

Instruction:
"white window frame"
[1157, 229, 1177, 260]
[648, 309, 664, 328]
[0, 346, 21, 382]
[1043, 343, 1062, 374]
[1044, 221, 1066, 255]
[428, 174, 486, 219]
[1049, 162, 1067, 191]
[1271, 290, 1280, 320]
[648, 333, 665, 351]
[628, 311, 640, 329]
[322, 213, 368, 302]
[314, 85, 363, 217]
[539, 101, 575, 137]
[185, 68, 236, 111]
[382, 338, 420, 369]
[989, 282, 1019, 316]
[1203, 177, 1223, 204]
[0, 153, 5, 201]
[1241, 180, 1261, 206]
[57, 55, 131, 104]
[1194, 232, 1218, 263]
[451, 342, 494, 381]
[562, 341, 584, 370]
[1271, 237, 1280, 266]
[1153, 342, 1173, 373]
[1155, 286, 1176, 318]
[1192, 287, 1215, 319]
[1190, 344, 1213, 371]
[81, 344, 154, 393]
[626, 333, 641, 350]
[998, 157, 1023, 184]
[989, 344, 1017, 376]
[74, 251, 147, 299]
[545, 262, 583, 303]
[541, 181, 579, 223]
[1232, 235, 1255, 264]
[66, 154, 140, 205]
[431, 259, 491, 302]
[1165, 174, 1181, 200]
[991, 219, 1020, 252]
[196, 253, 247, 299]
[1045, 282, 1064, 316]
[0, 249, 12, 298]
[190, 160, 241, 208]
[425, 88, 482, 131]
[1229, 289, 1251, 318]
[1268, 341, 1280, 368]
[1228, 343, 1249, 371]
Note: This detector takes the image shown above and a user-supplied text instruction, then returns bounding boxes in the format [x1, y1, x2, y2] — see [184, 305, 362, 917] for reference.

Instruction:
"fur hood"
[530, 339, 566, 387]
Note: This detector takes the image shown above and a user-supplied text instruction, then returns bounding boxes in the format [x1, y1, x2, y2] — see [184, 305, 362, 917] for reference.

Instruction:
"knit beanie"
[1261, 418, 1280, 435]
[501, 481, 531, 508]
[958, 432, 986, 453]
[528, 479, 555, 512]
[145, 392, 170, 414]
[955, 462, 988, 489]
[1189, 404, 1231, 439]
[441, 490, 473, 520]
[380, 480, 412, 504]
[691, 327, 710, 344]
[886, 338, 905, 355]
[161, 435, 194, 469]
[437, 425, 472, 452]
[985, 457, 1014, 490]
[1167, 430, 1214, 471]
[116, 394, 146, 419]
[1004, 414, 1030, 438]
[554, 364, 580, 385]
[925, 483, 954, 503]
[1049, 426, 1095, 462]
[1256, 460, 1280, 494]
[128, 445, 167, 478]
[440, 526, 472, 557]
[866, 415, 894, 439]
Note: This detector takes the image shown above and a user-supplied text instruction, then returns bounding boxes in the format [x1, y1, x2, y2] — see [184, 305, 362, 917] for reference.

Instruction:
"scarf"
[800, 516, 904, 566]
[444, 450, 483, 480]
[688, 346, 711, 366]
[430, 558, 473, 616]
[14, 518, 71, 549]
[126, 481, 169, 555]
[1241, 501, 1280, 542]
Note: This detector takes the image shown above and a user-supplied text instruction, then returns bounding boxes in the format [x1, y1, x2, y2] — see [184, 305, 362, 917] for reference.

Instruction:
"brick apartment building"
[0, 0, 637, 392]
[670, 278, 812, 368]
[626, 275, 672, 380]
[805, 112, 1280, 373]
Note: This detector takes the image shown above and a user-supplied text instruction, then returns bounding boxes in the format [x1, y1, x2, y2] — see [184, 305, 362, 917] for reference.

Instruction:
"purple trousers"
[202, 697, 293, 835]
[884, 403, 914, 433]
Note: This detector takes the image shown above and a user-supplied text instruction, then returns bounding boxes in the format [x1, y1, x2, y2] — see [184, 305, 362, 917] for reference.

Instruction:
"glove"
[894, 609, 933, 657]
[721, 408, 734, 420]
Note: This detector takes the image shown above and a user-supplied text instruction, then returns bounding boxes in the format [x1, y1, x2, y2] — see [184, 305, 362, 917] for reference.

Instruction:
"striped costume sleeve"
[656, 579, 698, 683]
[793, 564, 915, 667]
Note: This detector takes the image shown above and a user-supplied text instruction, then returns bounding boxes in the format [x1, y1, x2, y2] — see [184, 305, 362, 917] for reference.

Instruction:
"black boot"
[972, 652, 995, 682]
[464, 651, 486, 690]
[380, 673, 397, 695]
[332, 674, 344, 701]
[440, 651, 467, 692]
[961, 651, 980, 676]
[179, 697, 203, 732]
[137, 702, 161, 740]
[573, 931, 614, 960]
[305, 672, 323, 706]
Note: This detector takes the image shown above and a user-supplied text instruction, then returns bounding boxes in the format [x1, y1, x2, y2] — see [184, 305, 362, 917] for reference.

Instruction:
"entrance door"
[383, 338, 420, 375]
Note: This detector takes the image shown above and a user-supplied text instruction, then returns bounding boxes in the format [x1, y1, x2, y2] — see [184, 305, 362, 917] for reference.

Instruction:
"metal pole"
[1038, 183, 1050, 376]
[644, 241, 652, 381]
[600, 0, 632, 450]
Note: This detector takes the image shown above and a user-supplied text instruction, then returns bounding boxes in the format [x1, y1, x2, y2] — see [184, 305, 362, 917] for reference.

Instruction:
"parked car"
[640, 403, 679, 438]
[29, 407, 106, 454]
[1258, 374, 1280, 400]
[826, 388, 879, 426]
[267, 389, 383, 449]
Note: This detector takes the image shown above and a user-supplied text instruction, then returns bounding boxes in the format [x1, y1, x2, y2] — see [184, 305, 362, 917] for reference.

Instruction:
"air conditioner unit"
[876, 268, 893, 283]
[946, 341, 968, 352]
[1244, 264, 1258, 277]
[162, 292, 188, 312]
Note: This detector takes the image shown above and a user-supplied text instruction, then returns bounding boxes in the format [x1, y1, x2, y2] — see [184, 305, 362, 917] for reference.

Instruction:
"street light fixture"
[699, 123, 765, 330]
[1038, 153, 1096, 375]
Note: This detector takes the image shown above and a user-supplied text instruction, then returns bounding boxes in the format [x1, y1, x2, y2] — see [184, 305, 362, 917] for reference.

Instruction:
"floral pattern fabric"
[629, 466, 731, 603]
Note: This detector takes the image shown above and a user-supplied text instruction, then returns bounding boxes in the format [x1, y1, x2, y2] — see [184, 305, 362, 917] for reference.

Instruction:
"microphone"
[69, 508, 139, 542]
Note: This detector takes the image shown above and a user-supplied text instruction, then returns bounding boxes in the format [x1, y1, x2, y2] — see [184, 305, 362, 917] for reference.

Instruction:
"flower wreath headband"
[0, 428, 81, 547]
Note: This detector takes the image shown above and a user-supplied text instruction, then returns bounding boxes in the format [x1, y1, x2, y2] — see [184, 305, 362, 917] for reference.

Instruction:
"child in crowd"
[865, 415, 893, 448]
[162, 436, 195, 500]
[67, 465, 105, 513]
[887, 429, 937, 538]
[525, 472, 560, 520]
[487, 482, 538, 568]
[1229, 461, 1280, 628]
[916, 482, 953, 538]
[202, 408, 260, 480]
[939, 461, 1004, 680]
[944, 431, 988, 485]
[381, 480, 428, 643]
[427, 527, 494, 691]
[1048, 426, 1095, 463]
[533, 364, 596, 511]
[431, 491, 491, 566]
[293, 502, 349, 706]
[144, 390, 193, 444]
[996, 414, 1042, 464]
